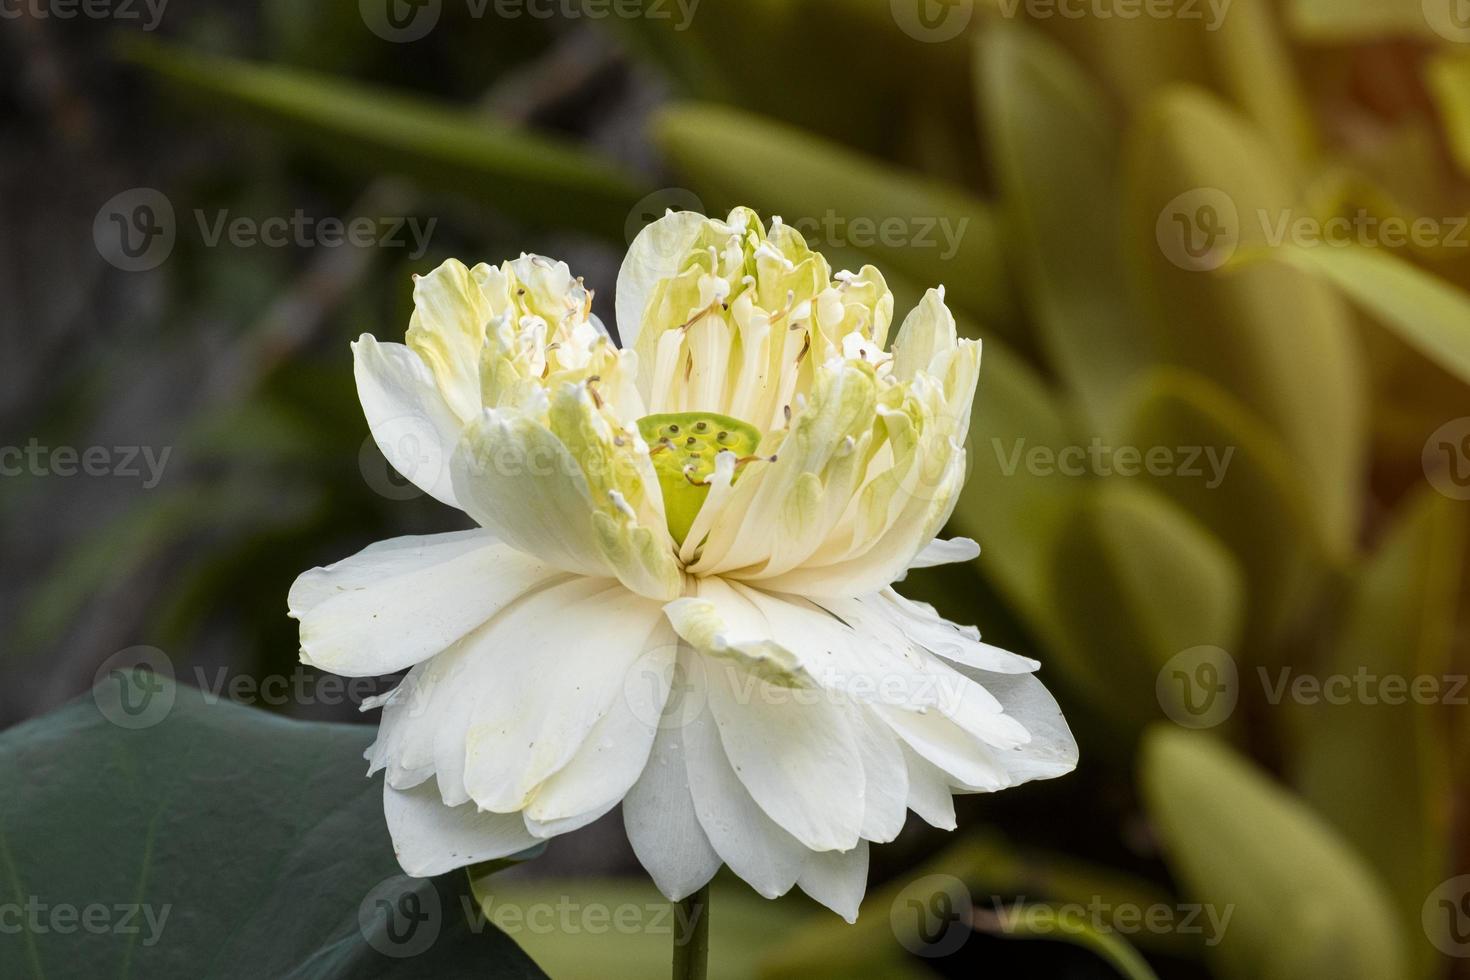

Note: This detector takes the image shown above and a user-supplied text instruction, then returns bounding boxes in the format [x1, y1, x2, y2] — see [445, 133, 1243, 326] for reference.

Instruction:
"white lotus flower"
[289, 208, 1076, 921]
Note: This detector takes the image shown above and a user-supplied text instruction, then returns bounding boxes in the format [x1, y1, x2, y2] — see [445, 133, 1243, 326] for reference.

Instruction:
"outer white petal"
[681, 663, 808, 898]
[901, 746, 958, 830]
[798, 842, 869, 923]
[907, 536, 980, 570]
[385, 779, 539, 878]
[523, 627, 678, 829]
[665, 579, 866, 853]
[616, 209, 709, 351]
[623, 673, 723, 902]
[857, 589, 1040, 674]
[955, 668, 1079, 784]
[462, 581, 669, 812]
[852, 710, 908, 844]
[288, 530, 564, 677]
[353, 335, 466, 508]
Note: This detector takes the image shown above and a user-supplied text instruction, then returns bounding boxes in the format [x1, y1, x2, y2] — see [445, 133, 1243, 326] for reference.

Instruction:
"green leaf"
[653, 102, 1021, 336]
[0, 675, 544, 977]
[973, 903, 1160, 980]
[1047, 482, 1244, 730]
[759, 833, 1194, 979]
[116, 36, 649, 240]
[1256, 242, 1470, 388]
[1285, 0, 1440, 43]
[1121, 368, 1338, 656]
[1124, 87, 1366, 547]
[1429, 52, 1470, 180]
[1293, 490, 1464, 979]
[1140, 727, 1408, 980]
[975, 24, 1149, 431]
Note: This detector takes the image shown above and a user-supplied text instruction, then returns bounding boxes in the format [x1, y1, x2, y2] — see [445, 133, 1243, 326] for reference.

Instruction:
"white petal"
[353, 335, 466, 508]
[907, 536, 980, 570]
[289, 530, 564, 677]
[524, 628, 678, 827]
[623, 681, 723, 902]
[853, 710, 908, 844]
[877, 703, 1009, 792]
[616, 209, 709, 351]
[860, 589, 1040, 674]
[704, 656, 865, 852]
[682, 666, 807, 898]
[462, 581, 669, 812]
[798, 842, 869, 923]
[902, 746, 957, 830]
[385, 778, 539, 878]
[955, 667, 1079, 784]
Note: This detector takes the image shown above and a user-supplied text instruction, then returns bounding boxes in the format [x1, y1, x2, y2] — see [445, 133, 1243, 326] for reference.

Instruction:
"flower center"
[637, 411, 761, 545]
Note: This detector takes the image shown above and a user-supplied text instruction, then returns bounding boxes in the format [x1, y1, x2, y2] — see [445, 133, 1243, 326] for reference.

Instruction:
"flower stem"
[671, 883, 710, 980]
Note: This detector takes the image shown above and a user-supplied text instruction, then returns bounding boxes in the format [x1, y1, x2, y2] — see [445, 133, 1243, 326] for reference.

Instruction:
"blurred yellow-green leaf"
[975, 23, 1148, 431]
[1124, 87, 1365, 545]
[1122, 368, 1336, 657]
[1047, 481, 1244, 731]
[1141, 727, 1408, 980]
[1260, 244, 1470, 387]
[1293, 489, 1465, 979]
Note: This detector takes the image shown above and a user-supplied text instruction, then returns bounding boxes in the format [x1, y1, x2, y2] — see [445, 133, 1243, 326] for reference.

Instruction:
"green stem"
[671, 882, 710, 980]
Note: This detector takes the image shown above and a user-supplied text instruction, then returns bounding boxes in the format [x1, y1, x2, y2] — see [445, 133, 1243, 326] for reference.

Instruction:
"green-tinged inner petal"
[637, 411, 760, 545]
